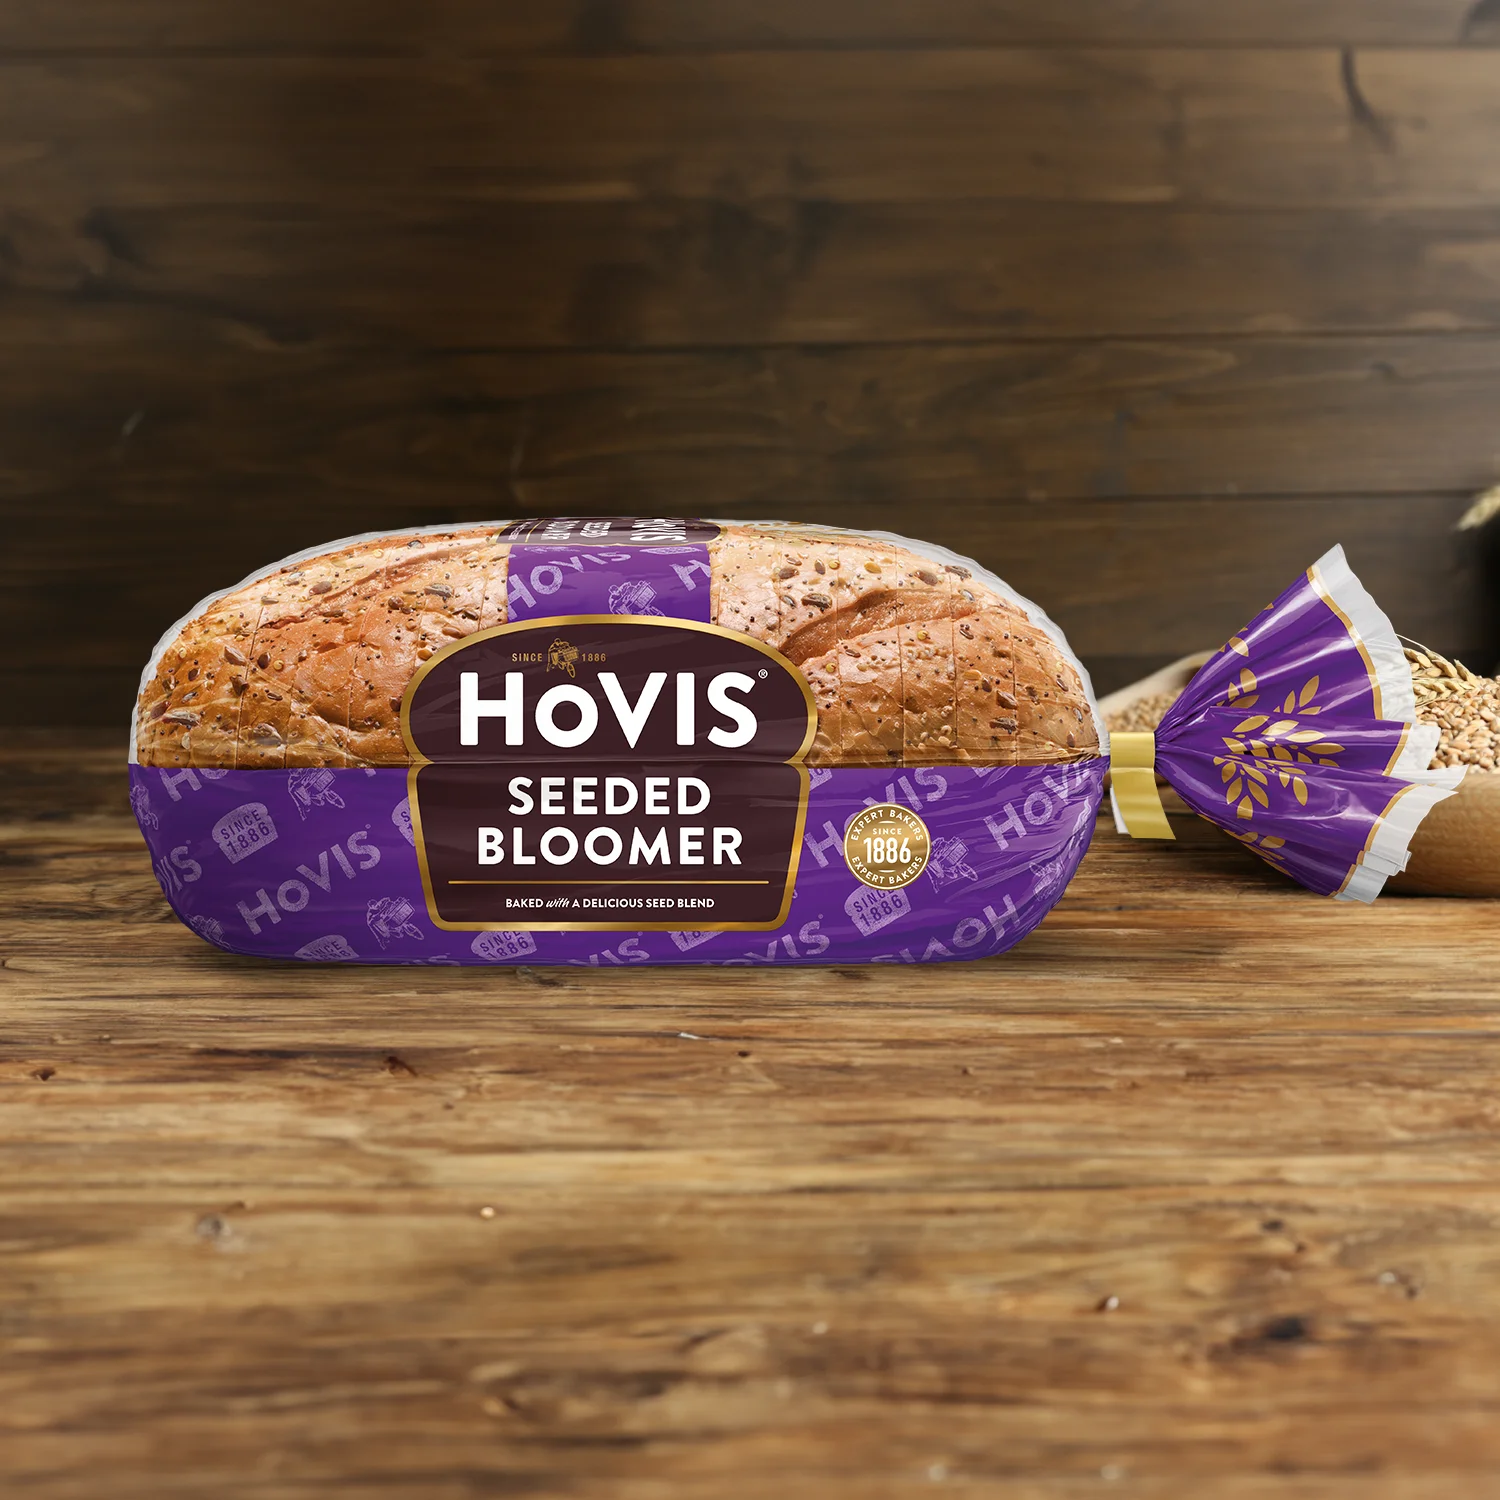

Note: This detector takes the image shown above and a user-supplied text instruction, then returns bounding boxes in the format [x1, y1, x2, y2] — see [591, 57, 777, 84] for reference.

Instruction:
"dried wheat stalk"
[1403, 644, 1485, 705]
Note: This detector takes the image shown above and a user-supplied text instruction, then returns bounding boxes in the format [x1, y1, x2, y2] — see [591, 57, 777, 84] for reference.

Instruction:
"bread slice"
[955, 609, 1021, 762]
[838, 625, 905, 765]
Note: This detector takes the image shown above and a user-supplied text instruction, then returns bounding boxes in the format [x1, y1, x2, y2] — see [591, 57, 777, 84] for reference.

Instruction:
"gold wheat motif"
[1210, 677, 1341, 820]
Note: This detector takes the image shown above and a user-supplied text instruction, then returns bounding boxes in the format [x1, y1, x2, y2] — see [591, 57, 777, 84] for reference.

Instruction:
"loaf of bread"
[135, 523, 1100, 770]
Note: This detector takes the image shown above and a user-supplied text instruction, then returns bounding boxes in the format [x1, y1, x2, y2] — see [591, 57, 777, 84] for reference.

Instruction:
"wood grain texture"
[6, 10, 1499, 728]
[6, 735, 1500, 1497]
[7, 322, 1500, 504]
[1, 2, 1497, 55]
[16, 201, 1500, 344]
[9, 50, 1500, 211]
[7, 307, 1496, 714]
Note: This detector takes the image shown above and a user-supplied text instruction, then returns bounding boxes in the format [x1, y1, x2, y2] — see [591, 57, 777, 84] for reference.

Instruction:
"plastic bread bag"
[129, 519, 1462, 966]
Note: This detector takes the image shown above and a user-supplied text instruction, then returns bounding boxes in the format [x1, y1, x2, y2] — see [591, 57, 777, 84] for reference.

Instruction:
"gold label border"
[1306, 561, 1384, 721]
[400, 614, 816, 934]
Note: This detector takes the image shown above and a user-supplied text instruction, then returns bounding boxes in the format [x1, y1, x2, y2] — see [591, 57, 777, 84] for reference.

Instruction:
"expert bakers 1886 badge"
[843, 804, 931, 890]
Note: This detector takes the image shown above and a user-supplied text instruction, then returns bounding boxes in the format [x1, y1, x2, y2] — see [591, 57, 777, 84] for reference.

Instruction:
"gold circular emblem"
[843, 804, 932, 890]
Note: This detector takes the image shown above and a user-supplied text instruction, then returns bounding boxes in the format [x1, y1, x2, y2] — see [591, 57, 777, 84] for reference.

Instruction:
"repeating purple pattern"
[130, 761, 1104, 966]
[505, 542, 713, 623]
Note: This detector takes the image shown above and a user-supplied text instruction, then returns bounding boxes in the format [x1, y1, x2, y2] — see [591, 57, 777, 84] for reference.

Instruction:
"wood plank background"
[6, 1, 1500, 723]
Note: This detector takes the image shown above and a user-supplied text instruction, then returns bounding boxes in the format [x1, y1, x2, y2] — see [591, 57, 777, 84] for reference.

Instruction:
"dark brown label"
[497, 517, 721, 545]
[402, 618, 814, 931]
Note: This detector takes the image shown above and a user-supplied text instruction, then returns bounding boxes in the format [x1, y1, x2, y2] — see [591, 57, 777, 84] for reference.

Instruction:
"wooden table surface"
[6, 731, 1500, 1497]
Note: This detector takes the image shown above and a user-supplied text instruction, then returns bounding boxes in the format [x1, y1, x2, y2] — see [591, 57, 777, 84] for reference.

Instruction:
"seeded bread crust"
[136, 523, 1099, 769]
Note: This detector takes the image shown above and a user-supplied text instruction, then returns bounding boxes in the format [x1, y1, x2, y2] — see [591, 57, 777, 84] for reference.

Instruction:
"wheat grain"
[1418, 675, 1499, 771]
[1105, 690, 1180, 735]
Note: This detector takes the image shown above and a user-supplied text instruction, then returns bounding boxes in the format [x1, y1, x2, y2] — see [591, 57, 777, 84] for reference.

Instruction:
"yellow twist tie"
[1110, 731, 1175, 841]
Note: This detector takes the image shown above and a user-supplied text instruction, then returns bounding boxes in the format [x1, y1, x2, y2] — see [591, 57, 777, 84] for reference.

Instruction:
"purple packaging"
[129, 520, 1460, 965]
